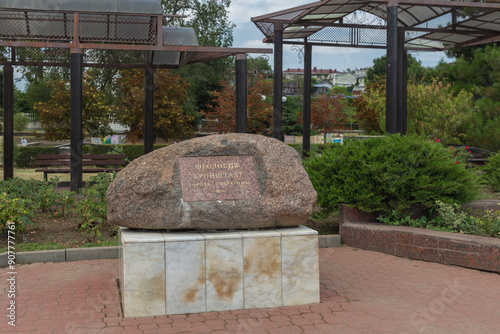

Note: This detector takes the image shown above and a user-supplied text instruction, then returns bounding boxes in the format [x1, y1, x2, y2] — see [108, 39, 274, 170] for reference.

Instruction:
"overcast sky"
[228, 0, 452, 71]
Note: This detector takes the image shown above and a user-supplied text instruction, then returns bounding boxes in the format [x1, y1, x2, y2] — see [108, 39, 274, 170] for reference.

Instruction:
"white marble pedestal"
[119, 226, 319, 317]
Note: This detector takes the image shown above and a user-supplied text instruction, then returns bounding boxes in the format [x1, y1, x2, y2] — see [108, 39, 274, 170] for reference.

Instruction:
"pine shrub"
[304, 135, 483, 216]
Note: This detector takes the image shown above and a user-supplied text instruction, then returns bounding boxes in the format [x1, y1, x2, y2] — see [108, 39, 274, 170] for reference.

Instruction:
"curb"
[0, 246, 120, 268]
[0, 235, 341, 267]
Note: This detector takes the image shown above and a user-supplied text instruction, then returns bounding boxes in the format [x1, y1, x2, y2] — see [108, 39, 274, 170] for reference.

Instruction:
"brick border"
[340, 205, 500, 273]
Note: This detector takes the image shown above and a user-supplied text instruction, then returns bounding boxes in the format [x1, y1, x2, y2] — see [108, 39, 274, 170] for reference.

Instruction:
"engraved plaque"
[178, 156, 261, 202]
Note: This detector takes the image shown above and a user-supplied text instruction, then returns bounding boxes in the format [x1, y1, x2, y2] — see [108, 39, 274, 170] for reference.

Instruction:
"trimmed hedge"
[15, 144, 170, 168]
[16, 146, 60, 168]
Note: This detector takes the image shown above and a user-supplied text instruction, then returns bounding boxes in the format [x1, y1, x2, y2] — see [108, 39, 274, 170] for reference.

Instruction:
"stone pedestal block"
[120, 226, 319, 317]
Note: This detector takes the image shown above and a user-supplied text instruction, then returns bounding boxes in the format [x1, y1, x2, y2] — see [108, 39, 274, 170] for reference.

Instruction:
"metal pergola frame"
[1, 6, 272, 190]
[252, 0, 500, 156]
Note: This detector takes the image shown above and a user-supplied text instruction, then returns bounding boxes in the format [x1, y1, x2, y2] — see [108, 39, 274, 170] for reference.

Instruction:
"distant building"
[352, 68, 368, 96]
[283, 67, 342, 81]
[282, 67, 368, 96]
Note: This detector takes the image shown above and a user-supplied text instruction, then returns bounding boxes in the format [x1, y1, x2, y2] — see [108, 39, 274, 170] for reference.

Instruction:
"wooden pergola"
[252, 0, 500, 156]
[0, 0, 271, 190]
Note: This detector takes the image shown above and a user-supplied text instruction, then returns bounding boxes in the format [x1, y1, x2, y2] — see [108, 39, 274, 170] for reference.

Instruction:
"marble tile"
[121, 229, 166, 317]
[164, 232, 206, 315]
[241, 230, 282, 309]
[277, 226, 320, 306]
[202, 231, 244, 311]
[275, 225, 319, 236]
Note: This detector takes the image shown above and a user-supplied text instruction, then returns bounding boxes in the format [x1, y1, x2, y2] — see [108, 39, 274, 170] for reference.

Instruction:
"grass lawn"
[0, 168, 108, 182]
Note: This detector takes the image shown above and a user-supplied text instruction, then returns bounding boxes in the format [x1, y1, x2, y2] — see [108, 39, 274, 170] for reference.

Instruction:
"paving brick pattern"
[2, 247, 499, 333]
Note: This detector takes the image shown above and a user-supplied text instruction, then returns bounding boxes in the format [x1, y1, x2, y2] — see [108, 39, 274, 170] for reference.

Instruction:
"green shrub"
[0, 192, 36, 236]
[14, 113, 30, 131]
[304, 134, 483, 217]
[483, 153, 500, 192]
[16, 146, 59, 168]
[122, 144, 169, 162]
[76, 173, 117, 242]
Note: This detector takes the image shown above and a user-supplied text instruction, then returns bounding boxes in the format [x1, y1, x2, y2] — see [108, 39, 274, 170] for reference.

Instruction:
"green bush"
[0, 192, 36, 236]
[483, 153, 500, 192]
[76, 173, 117, 242]
[304, 134, 483, 217]
[16, 146, 59, 168]
[14, 113, 30, 131]
[122, 144, 169, 162]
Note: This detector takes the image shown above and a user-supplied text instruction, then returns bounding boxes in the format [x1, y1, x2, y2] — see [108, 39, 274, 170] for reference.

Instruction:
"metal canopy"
[252, 0, 500, 51]
[0, 0, 163, 14]
[0, 3, 271, 68]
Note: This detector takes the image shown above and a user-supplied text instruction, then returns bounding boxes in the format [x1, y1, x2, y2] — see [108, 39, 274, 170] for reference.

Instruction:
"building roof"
[252, 0, 500, 51]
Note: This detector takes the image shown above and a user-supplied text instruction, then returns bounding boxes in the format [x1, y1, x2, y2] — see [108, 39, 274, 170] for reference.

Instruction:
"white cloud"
[228, 0, 308, 25]
[230, 2, 447, 71]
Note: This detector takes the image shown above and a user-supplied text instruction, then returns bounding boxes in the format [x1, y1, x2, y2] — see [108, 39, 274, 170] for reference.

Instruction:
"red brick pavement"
[1, 247, 499, 333]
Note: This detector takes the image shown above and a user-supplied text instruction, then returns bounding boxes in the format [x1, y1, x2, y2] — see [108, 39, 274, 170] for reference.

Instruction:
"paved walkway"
[1, 247, 499, 333]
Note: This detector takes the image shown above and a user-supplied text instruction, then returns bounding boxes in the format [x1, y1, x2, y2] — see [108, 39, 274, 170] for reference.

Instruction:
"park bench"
[36, 153, 126, 181]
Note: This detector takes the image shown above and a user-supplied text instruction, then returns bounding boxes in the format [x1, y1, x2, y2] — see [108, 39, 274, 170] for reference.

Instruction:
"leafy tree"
[115, 69, 194, 141]
[306, 92, 348, 133]
[352, 79, 385, 134]
[428, 45, 500, 151]
[407, 79, 476, 144]
[34, 71, 115, 140]
[200, 75, 273, 134]
[165, 0, 235, 115]
[162, 0, 234, 48]
[14, 113, 30, 131]
[282, 96, 303, 135]
[366, 54, 426, 83]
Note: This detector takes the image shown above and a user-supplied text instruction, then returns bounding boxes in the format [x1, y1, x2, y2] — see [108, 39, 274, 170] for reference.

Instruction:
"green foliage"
[14, 113, 30, 131]
[376, 201, 500, 238]
[35, 70, 115, 140]
[0, 177, 75, 220]
[428, 45, 500, 151]
[483, 153, 500, 192]
[16, 146, 59, 168]
[163, 0, 235, 115]
[283, 96, 303, 135]
[366, 55, 426, 84]
[116, 69, 194, 141]
[407, 79, 476, 144]
[75, 173, 117, 243]
[304, 135, 483, 216]
[0, 192, 36, 236]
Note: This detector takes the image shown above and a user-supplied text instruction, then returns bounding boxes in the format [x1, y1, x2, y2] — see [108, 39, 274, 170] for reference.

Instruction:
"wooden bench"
[36, 154, 126, 181]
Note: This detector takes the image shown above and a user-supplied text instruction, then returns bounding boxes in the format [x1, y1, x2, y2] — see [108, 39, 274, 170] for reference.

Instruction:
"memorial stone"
[107, 133, 317, 230]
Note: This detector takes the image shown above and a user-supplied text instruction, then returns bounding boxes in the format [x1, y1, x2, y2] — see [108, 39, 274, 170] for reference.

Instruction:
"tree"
[200, 75, 273, 134]
[162, 0, 234, 48]
[407, 79, 476, 144]
[366, 54, 426, 83]
[352, 79, 386, 134]
[307, 92, 348, 133]
[282, 96, 303, 136]
[34, 71, 115, 140]
[165, 1, 236, 115]
[115, 69, 194, 141]
[427, 44, 500, 151]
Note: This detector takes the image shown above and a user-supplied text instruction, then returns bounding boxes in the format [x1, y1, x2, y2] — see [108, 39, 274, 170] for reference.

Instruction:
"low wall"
[340, 205, 500, 274]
